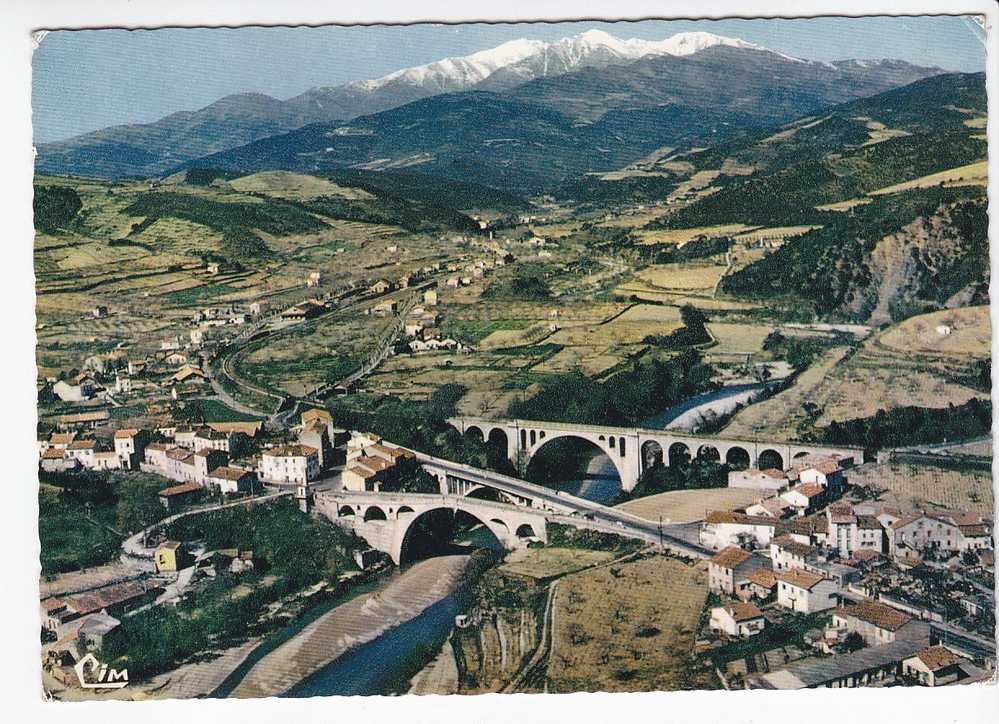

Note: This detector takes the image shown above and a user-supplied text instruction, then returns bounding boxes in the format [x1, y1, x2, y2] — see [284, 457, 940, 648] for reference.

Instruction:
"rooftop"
[724, 602, 764, 622]
[835, 600, 912, 631]
[263, 444, 318, 458]
[709, 546, 751, 569]
[776, 568, 827, 590]
[159, 482, 203, 497]
[913, 645, 962, 672]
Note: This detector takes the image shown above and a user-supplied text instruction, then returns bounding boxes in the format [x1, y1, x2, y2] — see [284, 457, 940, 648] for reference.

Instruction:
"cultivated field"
[546, 555, 708, 693]
[635, 223, 753, 246]
[636, 263, 727, 291]
[876, 305, 990, 358]
[868, 161, 987, 195]
[500, 547, 615, 579]
[849, 461, 994, 514]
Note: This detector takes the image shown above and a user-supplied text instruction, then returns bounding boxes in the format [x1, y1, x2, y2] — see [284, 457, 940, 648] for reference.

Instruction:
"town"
[30, 17, 993, 702]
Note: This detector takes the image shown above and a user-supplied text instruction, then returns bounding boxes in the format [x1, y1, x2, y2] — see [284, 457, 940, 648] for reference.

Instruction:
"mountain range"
[35, 29, 944, 181]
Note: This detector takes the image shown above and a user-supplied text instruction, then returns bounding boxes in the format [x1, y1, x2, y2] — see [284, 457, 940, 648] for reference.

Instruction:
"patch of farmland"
[705, 322, 774, 356]
[848, 461, 993, 514]
[635, 224, 753, 246]
[229, 171, 376, 200]
[867, 160, 987, 196]
[876, 306, 990, 358]
[723, 346, 852, 439]
[500, 547, 615, 579]
[635, 263, 726, 291]
[547, 556, 707, 693]
[733, 226, 821, 243]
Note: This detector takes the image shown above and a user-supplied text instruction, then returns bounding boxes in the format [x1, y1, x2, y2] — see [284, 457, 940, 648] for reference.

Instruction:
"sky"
[32, 15, 987, 143]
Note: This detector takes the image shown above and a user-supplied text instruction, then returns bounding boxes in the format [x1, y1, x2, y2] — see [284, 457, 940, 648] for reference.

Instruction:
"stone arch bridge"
[314, 490, 549, 564]
[448, 416, 864, 492]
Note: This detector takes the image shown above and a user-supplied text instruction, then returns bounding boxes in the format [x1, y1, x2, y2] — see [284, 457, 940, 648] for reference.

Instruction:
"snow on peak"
[348, 28, 803, 93]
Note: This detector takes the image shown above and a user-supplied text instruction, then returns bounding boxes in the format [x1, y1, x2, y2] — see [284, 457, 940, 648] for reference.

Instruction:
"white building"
[775, 569, 838, 613]
[700, 511, 779, 550]
[259, 444, 320, 484]
[709, 603, 766, 638]
[888, 511, 992, 558]
[707, 546, 769, 596]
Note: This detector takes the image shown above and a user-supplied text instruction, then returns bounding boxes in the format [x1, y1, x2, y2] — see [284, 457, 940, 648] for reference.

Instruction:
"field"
[723, 346, 852, 439]
[636, 263, 727, 291]
[868, 160, 987, 195]
[616, 488, 763, 524]
[635, 223, 753, 246]
[546, 555, 709, 693]
[848, 461, 993, 514]
[499, 547, 615, 579]
[876, 305, 990, 358]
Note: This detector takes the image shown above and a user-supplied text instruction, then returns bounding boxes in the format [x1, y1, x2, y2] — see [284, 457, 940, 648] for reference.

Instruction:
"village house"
[158, 481, 203, 511]
[372, 299, 398, 316]
[155, 541, 196, 573]
[780, 482, 827, 516]
[745, 496, 794, 519]
[709, 602, 766, 638]
[113, 428, 150, 470]
[744, 568, 779, 602]
[888, 510, 994, 559]
[707, 546, 770, 596]
[194, 427, 238, 455]
[700, 511, 779, 550]
[728, 467, 789, 491]
[64, 439, 98, 469]
[77, 612, 122, 653]
[902, 646, 967, 686]
[825, 502, 886, 557]
[259, 444, 320, 484]
[297, 419, 334, 469]
[369, 279, 392, 295]
[306, 271, 322, 287]
[770, 534, 818, 572]
[207, 466, 257, 496]
[52, 377, 97, 403]
[775, 569, 838, 613]
[57, 409, 110, 430]
[423, 288, 438, 306]
[830, 600, 916, 647]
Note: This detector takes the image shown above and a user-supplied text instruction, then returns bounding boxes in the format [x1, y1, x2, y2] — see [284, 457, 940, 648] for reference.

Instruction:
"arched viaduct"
[448, 416, 864, 493]
[314, 491, 549, 565]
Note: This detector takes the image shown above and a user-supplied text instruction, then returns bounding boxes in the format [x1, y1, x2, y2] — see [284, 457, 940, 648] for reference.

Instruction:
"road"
[414, 452, 713, 559]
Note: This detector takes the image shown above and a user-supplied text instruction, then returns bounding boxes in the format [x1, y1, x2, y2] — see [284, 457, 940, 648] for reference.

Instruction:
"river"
[219, 554, 472, 698]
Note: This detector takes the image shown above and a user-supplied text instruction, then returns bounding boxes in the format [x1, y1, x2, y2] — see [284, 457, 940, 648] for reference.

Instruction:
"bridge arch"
[524, 432, 626, 497]
[668, 442, 692, 468]
[725, 446, 751, 470]
[696, 444, 721, 462]
[338, 505, 355, 517]
[363, 506, 387, 522]
[758, 449, 784, 471]
[396, 505, 415, 518]
[487, 428, 509, 450]
[397, 506, 508, 565]
[641, 440, 664, 472]
[465, 425, 484, 442]
[516, 523, 537, 538]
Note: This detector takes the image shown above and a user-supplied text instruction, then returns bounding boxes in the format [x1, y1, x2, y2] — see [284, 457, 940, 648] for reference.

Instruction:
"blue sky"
[33, 15, 987, 143]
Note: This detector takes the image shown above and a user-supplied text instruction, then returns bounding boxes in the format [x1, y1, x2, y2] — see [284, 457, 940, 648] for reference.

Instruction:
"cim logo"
[74, 653, 129, 690]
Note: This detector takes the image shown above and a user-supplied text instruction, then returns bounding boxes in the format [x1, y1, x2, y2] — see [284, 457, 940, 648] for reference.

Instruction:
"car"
[583, 512, 596, 521]
[615, 520, 625, 528]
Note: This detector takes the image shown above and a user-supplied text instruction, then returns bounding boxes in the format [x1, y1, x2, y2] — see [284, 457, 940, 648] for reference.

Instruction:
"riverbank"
[228, 555, 471, 698]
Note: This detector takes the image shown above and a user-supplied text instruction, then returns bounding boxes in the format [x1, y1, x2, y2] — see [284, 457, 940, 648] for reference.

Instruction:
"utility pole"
[658, 515, 663, 550]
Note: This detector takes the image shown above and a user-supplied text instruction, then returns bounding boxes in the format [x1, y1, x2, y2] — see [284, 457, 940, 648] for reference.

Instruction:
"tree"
[842, 632, 865, 652]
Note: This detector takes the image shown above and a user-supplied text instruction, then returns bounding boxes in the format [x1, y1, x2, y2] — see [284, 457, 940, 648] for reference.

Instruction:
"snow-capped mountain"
[345, 29, 800, 96]
[36, 28, 944, 179]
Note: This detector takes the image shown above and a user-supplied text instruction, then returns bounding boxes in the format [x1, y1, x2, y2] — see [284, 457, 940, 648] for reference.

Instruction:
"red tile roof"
[837, 600, 912, 631]
[776, 568, 827, 590]
[710, 546, 751, 569]
[913, 645, 962, 672]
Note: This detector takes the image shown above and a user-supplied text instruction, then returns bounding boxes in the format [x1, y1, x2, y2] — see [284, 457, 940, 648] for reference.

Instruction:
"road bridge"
[330, 450, 712, 560]
[448, 416, 864, 492]
[314, 490, 549, 564]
